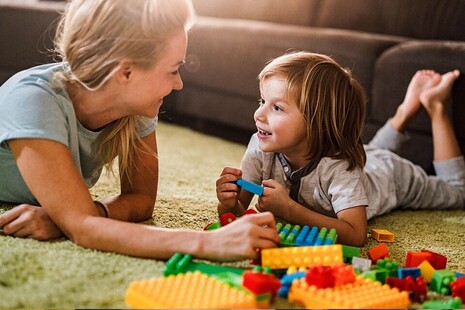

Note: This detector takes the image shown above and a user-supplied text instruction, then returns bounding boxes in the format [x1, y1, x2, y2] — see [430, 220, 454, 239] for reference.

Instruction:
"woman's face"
[125, 29, 187, 118]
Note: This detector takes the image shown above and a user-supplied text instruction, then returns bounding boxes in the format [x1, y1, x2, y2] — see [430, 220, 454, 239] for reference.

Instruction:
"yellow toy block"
[125, 271, 256, 309]
[371, 229, 394, 242]
[261, 244, 343, 269]
[418, 260, 435, 283]
[289, 274, 410, 309]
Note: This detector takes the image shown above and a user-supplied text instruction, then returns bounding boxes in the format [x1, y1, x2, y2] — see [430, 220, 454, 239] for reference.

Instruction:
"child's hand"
[216, 167, 242, 209]
[256, 179, 292, 219]
[205, 212, 279, 261]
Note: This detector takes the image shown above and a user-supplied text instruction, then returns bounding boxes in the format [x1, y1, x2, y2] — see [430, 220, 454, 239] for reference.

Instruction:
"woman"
[0, 0, 279, 261]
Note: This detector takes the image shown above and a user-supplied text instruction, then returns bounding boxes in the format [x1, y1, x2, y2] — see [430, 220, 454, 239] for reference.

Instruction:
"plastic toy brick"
[451, 277, 465, 302]
[375, 258, 399, 277]
[418, 260, 435, 283]
[386, 276, 427, 303]
[371, 229, 394, 242]
[352, 256, 372, 272]
[220, 212, 237, 226]
[422, 297, 463, 309]
[276, 223, 337, 247]
[261, 245, 343, 269]
[288, 274, 410, 309]
[342, 245, 360, 264]
[242, 266, 281, 297]
[278, 271, 306, 298]
[421, 249, 447, 269]
[125, 271, 256, 309]
[367, 243, 390, 263]
[405, 251, 432, 267]
[362, 269, 387, 284]
[397, 267, 421, 279]
[306, 266, 335, 288]
[236, 179, 264, 196]
[430, 269, 457, 295]
[164, 253, 244, 276]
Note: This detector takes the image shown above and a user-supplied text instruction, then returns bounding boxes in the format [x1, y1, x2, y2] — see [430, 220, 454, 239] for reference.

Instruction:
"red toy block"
[306, 266, 335, 288]
[332, 264, 356, 286]
[451, 277, 465, 302]
[367, 243, 390, 263]
[242, 267, 281, 297]
[386, 276, 427, 303]
[405, 251, 433, 267]
[421, 249, 447, 269]
[219, 212, 237, 226]
[242, 208, 258, 216]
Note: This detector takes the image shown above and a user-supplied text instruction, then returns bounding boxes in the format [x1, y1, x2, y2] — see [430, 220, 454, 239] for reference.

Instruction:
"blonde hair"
[54, 0, 195, 180]
[258, 51, 366, 170]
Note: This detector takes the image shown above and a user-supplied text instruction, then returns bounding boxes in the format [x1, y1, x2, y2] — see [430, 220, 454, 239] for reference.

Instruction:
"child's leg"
[368, 70, 440, 152]
[420, 70, 461, 161]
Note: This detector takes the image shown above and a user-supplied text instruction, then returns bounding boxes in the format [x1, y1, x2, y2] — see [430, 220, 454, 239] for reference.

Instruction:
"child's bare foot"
[420, 69, 460, 117]
[391, 70, 441, 132]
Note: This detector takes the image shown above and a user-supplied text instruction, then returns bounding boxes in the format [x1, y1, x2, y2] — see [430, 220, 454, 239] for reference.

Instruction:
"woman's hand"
[0, 204, 63, 240]
[203, 212, 279, 262]
[216, 167, 242, 210]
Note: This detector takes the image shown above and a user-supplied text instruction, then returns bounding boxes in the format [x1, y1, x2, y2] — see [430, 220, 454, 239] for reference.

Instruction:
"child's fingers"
[220, 166, 242, 177]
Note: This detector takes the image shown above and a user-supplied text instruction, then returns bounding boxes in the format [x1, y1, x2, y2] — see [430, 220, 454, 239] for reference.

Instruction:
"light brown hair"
[54, 0, 195, 180]
[258, 51, 366, 170]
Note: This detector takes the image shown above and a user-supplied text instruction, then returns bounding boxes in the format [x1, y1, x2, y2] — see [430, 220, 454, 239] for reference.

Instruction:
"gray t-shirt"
[241, 134, 369, 219]
[0, 63, 157, 204]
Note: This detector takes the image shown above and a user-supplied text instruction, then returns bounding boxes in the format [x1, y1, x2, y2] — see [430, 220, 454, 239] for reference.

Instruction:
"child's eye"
[258, 98, 265, 106]
[273, 104, 283, 112]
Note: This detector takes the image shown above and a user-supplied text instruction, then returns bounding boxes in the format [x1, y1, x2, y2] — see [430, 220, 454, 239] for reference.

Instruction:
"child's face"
[255, 76, 308, 159]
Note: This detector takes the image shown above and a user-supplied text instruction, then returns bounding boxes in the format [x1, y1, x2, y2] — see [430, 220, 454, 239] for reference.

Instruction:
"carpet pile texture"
[1, 121, 464, 308]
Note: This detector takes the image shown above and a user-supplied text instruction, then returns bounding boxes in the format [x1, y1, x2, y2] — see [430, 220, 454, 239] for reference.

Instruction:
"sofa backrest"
[192, 0, 465, 41]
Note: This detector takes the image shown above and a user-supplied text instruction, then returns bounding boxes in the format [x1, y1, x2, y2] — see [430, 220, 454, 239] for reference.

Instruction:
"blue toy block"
[236, 179, 264, 196]
[397, 267, 421, 279]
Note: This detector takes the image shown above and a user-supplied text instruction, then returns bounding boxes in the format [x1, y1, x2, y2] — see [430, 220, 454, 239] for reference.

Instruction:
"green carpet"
[1, 121, 464, 308]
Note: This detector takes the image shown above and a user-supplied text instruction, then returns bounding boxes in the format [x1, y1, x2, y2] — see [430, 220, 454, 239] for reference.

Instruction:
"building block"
[430, 269, 457, 295]
[422, 297, 463, 309]
[242, 266, 281, 298]
[362, 269, 387, 284]
[385, 276, 427, 303]
[236, 179, 264, 196]
[203, 208, 257, 230]
[367, 243, 390, 263]
[289, 275, 410, 309]
[375, 258, 399, 277]
[278, 271, 306, 298]
[261, 245, 343, 270]
[397, 267, 421, 279]
[276, 223, 337, 247]
[164, 253, 244, 276]
[306, 266, 335, 288]
[342, 245, 360, 264]
[219, 212, 237, 226]
[125, 271, 256, 309]
[405, 251, 432, 267]
[421, 249, 447, 269]
[418, 260, 435, 283]
[371, 229, 395, 242]
[451, 277, 465, 302]
[352, 256, 372, 272]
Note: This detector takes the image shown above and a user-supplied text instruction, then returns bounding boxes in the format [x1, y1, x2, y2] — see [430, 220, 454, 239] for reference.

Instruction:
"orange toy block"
[289, 274, 410, 309]
[125, 271, 256, 309]
[261, 245, 343, 269]
[367, 243, 390, 263]
[371, 229, 395, 242]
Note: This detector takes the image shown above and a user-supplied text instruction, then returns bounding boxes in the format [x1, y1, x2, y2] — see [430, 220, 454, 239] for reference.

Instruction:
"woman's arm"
[99, 132, 159, 222]
[5, 138, 279, 260]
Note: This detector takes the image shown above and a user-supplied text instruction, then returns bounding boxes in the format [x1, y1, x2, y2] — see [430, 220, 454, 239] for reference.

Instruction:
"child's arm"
[257, 179, 367, 246]
[216, 167, 254, 216]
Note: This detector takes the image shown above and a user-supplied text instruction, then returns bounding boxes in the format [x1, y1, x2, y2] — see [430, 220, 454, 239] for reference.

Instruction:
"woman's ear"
[116, 59, 133, 82]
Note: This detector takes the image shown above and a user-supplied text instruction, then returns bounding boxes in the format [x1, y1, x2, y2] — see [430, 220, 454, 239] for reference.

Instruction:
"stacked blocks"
[289, 275, 410, 309]
[277, 223, 337, 246]
[125, 271, 256, 309]
[261, 245, 343, 269]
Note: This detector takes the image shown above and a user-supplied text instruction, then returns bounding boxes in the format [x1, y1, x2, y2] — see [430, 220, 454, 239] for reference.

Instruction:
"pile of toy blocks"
[124, 224, 465, 309]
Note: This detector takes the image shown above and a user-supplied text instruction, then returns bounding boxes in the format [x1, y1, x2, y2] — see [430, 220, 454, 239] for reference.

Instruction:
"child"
[216, 51, 464, 246]
[0, 0, 280, 262]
